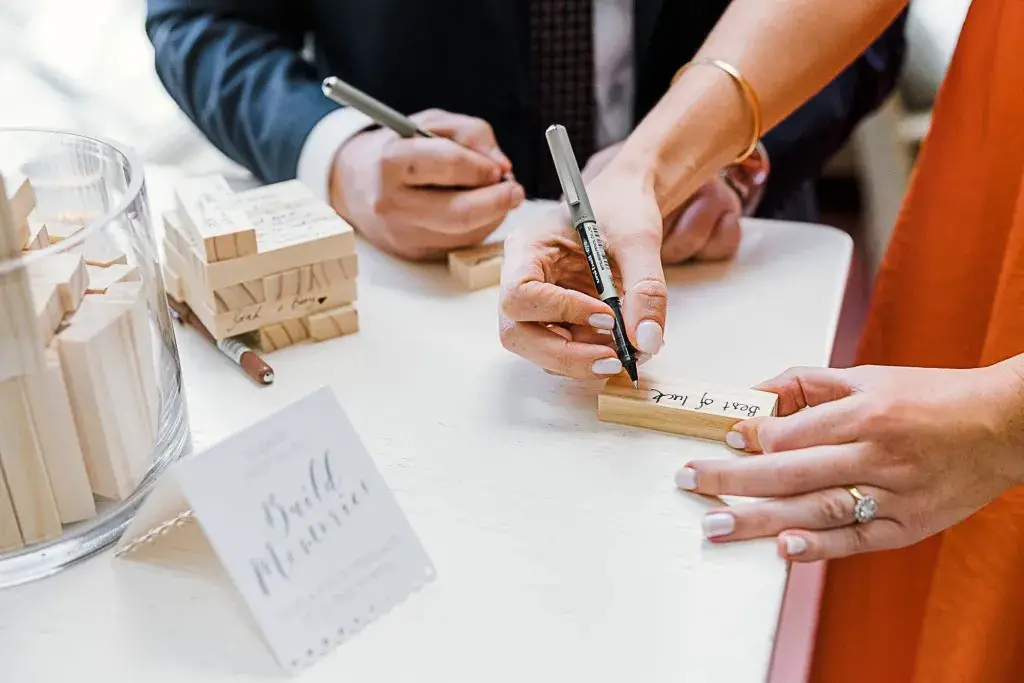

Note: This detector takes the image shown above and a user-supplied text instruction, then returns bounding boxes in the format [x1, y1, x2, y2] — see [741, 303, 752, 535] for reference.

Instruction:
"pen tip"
[632, 380, 639, 390]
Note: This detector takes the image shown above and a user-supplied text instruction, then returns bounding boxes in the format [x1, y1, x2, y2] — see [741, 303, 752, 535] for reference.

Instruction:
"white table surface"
[0, 166, 852, 683]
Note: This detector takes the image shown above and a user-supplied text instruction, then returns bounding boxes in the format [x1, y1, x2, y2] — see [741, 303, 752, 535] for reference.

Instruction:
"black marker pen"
[545, 124, 639, 388]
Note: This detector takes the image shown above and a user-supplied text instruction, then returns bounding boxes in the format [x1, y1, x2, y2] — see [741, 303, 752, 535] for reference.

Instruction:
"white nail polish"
[674, 467, 697, 490]
[636, 320, 664, 354]
[637, 352, 653, 366]
[725, 430, 747, 450]
[784, 535, 807, 556]
[702, 512, 735, 538]
[591, 358, 622, 375]
[588, 313, 615, 330]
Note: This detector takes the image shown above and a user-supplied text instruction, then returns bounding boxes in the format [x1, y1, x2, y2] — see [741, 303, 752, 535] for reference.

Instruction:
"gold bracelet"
[671, 58, 762, 163]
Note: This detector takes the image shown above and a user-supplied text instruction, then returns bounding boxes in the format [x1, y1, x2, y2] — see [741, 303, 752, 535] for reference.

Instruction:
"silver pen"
[322, 76, 512, 182]
[545, 124, 639, 388]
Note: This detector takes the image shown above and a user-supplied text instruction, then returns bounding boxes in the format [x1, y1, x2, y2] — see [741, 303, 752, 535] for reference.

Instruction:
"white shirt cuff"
[296, 107, 377, 203]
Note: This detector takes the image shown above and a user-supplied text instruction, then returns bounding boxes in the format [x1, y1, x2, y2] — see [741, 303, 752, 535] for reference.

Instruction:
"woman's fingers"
[500, 280, 612, 325]
[699, 485, 894, 541]
[777, 519, 907, 562]
[499, 318, 621, 379]
[676, 444, 867, 498]
[727, 395, 867, 454]
[751, 366, 856, 416]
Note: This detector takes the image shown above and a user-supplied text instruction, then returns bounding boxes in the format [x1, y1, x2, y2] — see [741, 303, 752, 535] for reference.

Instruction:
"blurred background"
[0, 0, 973, 362]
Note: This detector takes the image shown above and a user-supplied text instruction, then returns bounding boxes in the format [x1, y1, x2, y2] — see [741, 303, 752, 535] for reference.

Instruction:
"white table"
[0, 167, 851, 683]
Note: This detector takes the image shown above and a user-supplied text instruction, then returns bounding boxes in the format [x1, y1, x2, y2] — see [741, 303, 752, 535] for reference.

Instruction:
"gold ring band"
[671, 58, 762, 163]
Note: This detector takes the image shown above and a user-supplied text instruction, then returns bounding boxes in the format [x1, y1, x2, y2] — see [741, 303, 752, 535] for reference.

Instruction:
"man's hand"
[582, 143, 742, 264]
[329, 109, 525, 260]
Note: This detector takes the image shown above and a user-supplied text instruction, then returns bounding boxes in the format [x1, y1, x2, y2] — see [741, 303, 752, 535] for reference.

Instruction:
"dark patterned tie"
[529, 0, 596, 199]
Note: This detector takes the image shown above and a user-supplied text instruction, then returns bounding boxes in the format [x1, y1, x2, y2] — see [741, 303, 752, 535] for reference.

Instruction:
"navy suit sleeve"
[756, 11, 908, 219]
[145, 0, 338, 184]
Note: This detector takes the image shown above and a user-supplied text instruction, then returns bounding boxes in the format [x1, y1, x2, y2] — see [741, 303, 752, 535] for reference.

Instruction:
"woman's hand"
[498, 167, 667, 379]
[581, 143, 742, 265]
[674, 363, 1024, 561]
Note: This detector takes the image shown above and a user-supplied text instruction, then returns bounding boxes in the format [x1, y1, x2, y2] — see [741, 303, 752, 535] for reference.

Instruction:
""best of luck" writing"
[649, 388, 763, 418]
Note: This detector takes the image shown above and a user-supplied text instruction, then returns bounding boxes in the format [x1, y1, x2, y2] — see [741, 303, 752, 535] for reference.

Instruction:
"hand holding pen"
[321, 77, 525, 260]
[497, 128, 668, 380]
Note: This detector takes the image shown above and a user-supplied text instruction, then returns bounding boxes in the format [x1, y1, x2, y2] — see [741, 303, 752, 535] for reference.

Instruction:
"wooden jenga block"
[22, 348, 96, 524]
[0, 463, 24, 552]
[31, 281, 64, 347]
[43, 221, 84, 244]
[597, 373, 779, 441]
[105, 281, 160, 437]
[162, 263, 186, 302]
[86, 263, 139, 294]
[23, 222, 49, 251]
[6, 174, 35, 248]
[0, 376, 62, 544]
[448, 242, 504, 290]
[174, 175, 257, 262]
[82, 232, 128, 267]
[256, 318, 310, 352]
[303, 304, 359, 342]
[263, 253, 359, 302]
[0, 173, 45, 381]
[57, 298, 152, 500]
[27, 251, 88, 314]
[162, 199, 355, 290]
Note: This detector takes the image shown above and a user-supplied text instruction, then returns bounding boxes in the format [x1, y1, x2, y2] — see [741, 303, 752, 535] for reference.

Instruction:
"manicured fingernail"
[588, 313, 615, 330]
[637, 352, 652, 366]
[591, 358, 622, 375]
[783, 535, 807, 556]
[510, 184, 525, 205]
[636, 320, 664, 354]
[703, 512, 735, 538]
[492, 167, 502, 182]
[725, 430, 746, 450]
[675, 467, 697, 490]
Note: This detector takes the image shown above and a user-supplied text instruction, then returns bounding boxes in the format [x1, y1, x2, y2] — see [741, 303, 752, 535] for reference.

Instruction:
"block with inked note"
[114, 387, 434, 675]
[448, 242, 503, 290]
[598, 373, 778, 441]
[174, 175, 257, 262]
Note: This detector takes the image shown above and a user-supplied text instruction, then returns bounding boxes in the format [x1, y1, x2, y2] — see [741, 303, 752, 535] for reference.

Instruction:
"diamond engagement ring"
[847, 487, 878, 524]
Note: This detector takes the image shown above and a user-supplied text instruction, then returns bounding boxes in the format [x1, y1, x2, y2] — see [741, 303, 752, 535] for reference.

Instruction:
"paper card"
[158, 386, 435, 674]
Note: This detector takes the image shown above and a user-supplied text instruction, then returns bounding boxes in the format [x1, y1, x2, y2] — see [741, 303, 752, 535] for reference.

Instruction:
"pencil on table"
[166, 296, 274, 385]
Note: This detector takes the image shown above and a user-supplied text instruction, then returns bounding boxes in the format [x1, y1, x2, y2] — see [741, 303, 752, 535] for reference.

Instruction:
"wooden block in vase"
[174, 174, 257, 262]
[448, 242, 504, 290]
[30, 281, 64, 347]
[0, 462, 24, 551]
[22, 222, 49, 251]
[43, 220, 84, 244]
[597, 373, 779, 441]
[304, 304, 359, 342]
[6, 173, 35, 248]
[0, 173, 45, 381]
[105, 281, 160, 438]
[26, 251, 88, 314]
[57, 297, 154, 500]
[86, 263, 139, 294]
[0, 376, 63, 544]
[22, 348, 96, 524]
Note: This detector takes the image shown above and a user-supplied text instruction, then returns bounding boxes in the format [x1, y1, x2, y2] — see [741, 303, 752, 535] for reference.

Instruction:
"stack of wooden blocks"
[0, 173, 159, 553]
[160, 176, 360, 352]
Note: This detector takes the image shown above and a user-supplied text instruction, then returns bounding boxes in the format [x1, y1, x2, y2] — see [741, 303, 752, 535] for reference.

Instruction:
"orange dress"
[810, 1, 1024, 682]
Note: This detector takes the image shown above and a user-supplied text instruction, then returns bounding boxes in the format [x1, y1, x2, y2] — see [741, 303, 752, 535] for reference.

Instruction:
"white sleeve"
[295, 108, 377, 203]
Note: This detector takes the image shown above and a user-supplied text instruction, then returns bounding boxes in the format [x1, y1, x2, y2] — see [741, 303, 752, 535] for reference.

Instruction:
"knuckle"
[498, 318, 518, 350]
[499, 286, 527, 319]
[628, 276, 668, 303]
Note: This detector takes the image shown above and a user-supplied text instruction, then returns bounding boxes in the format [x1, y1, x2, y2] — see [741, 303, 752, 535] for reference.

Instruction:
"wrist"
[981, 358, 1024, 484]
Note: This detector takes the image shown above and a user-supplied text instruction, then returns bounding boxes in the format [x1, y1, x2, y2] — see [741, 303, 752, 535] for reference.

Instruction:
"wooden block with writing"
[303, 304, 359, 342]
[597, 373, 778, 441]
[27, 251, 88, 314]
[57, 298, 152, 500]
[174, 175, 257, 262]
[23, 222, 49, 251]
[86, 263, 139, 294]
[0, 173, 45, 381]
[0, 376, 63, 543]
[163, 207, 354, 290]
[105, 281, 160, 438]
[448, 243, 504, 291]
[23, 348, 96, 524]
[263, 253, 358, 302]
[255, 319, 310, 352]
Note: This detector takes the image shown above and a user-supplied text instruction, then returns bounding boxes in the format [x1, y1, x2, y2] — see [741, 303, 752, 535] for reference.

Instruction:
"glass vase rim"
[0, 127, 145, 276]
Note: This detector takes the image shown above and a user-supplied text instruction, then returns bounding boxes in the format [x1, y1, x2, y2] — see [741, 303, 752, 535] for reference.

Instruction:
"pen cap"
[545, 124, 594, 226]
